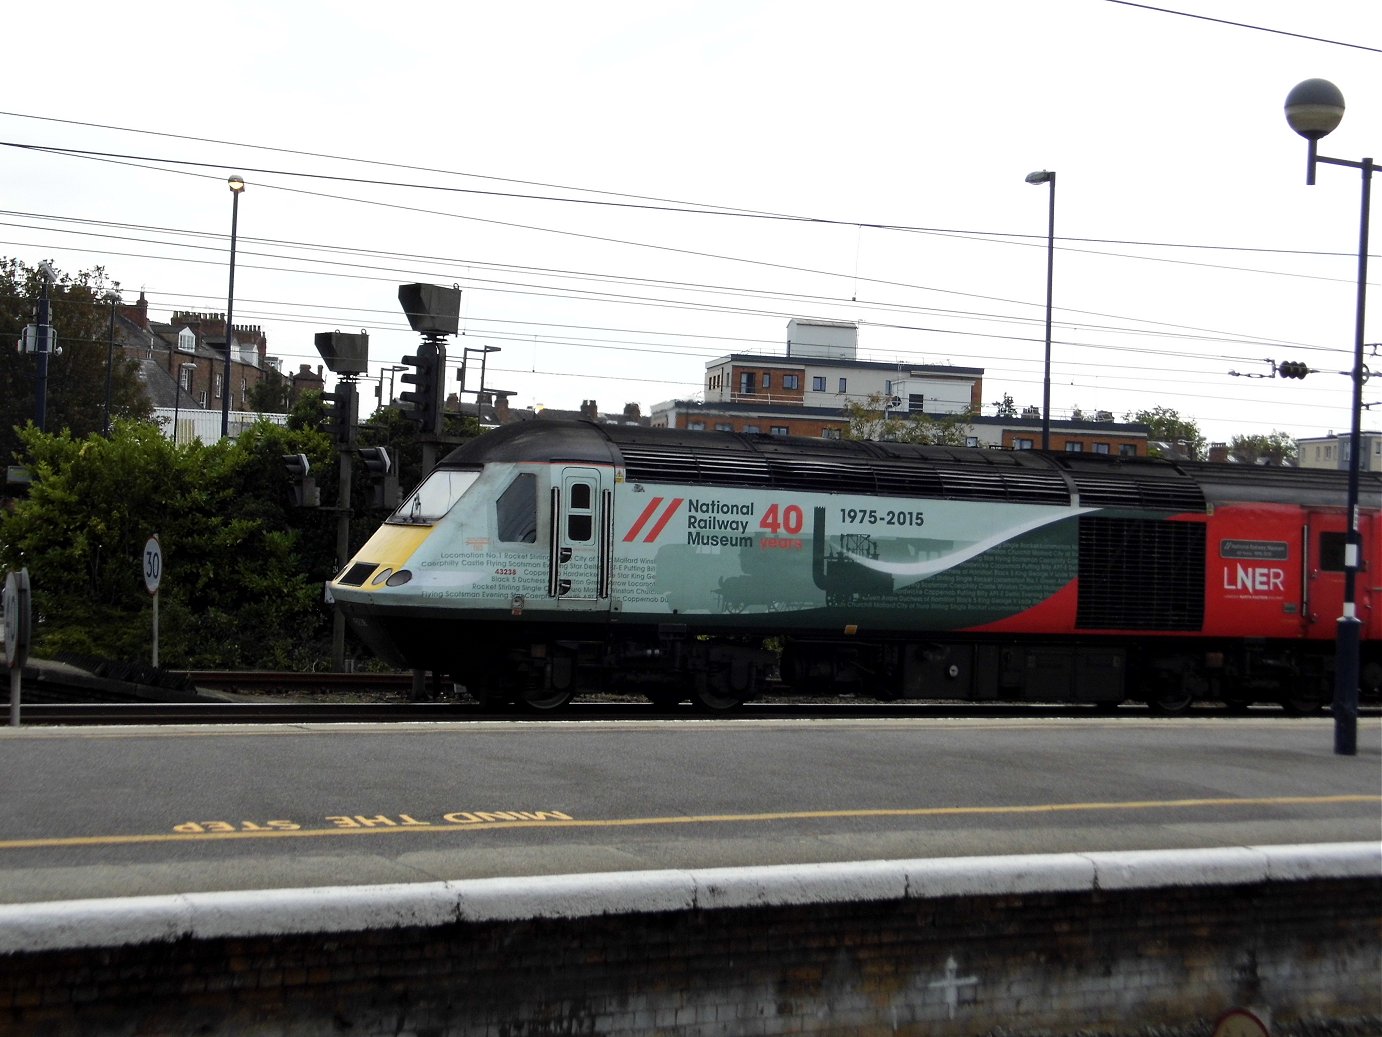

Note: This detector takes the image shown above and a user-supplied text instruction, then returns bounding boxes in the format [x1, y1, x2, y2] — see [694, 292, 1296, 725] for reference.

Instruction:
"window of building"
[738, 373, 756, 395]
[782, 374, 800, 390]
[744, 425, 760, 434]
[214, 373, 223, 399]
[197, 390, 208, 407]
[180, 366, 194, 391]
[177, 328, 196, 354]
[770, 426, 789, 437]
[1065, 442, 1083, 452]
[715, 422, 732, 431]
[1093, 442, 1110, 455]
[838, 377, 847, 393]
[762, 373, 771, 390]
[965, 436, 980, 448]
[822, 428, 841, 439]
[1119, 444, 1137, 456]
[688, 421, 705, 430]
[1014, 438, 1034, 450]
[812, 376, 826, 392]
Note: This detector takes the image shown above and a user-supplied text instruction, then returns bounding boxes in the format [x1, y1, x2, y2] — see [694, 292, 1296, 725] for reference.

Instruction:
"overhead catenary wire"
[0, 111, 1368, 437]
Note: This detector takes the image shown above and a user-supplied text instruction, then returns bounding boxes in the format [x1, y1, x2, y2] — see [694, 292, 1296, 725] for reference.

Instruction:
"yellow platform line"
[0, 794, 1375, 851]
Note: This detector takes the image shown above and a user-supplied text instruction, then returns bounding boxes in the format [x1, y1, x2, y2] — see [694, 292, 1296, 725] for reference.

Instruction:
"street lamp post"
[172, 362, 196, 446]
[221, 176, 246, 440]
[103, 289, 120, 437]
[33, 261, 58, 433]
[1025, 170, 1056, 449]
[1284, 78, 1374, 757]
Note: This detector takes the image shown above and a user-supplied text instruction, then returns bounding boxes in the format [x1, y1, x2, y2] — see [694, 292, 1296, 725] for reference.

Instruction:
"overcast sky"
[4, 0, 1378, 444]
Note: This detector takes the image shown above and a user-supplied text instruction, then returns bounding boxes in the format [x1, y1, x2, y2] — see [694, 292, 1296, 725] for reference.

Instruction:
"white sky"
[3, 0, 1378, 445]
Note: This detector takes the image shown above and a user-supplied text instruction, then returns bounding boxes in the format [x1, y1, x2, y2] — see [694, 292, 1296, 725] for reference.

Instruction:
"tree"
[991, 393, 1018, 418]
[246, 365, 293, 413]
[1228, 430, 1298, 466]
[0, 258, 151, 465]
[843, 392, 976, 446]
[1127, 406, 1206, 460]
[0, 419, 337, 669]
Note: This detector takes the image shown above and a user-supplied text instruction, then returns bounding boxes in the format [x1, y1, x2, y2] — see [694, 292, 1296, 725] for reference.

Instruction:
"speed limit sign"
[143, 535, 162, 596]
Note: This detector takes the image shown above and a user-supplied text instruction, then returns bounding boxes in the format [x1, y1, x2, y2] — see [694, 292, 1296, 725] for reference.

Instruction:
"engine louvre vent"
[1076, 517, 1205, 630]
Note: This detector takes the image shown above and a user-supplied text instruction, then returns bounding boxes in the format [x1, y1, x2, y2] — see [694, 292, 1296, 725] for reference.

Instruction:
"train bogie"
[329, 420, 1382, 712]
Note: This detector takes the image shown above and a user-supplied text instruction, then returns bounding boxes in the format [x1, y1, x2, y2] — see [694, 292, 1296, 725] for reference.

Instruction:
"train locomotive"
[329, 419, 1382, 712]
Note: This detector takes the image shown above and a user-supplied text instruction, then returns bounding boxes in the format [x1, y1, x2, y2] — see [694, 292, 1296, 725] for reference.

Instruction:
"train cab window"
[392, 469, 480, 524]
[496, 473, 538, 543]
[1319, 531, 1349, 572]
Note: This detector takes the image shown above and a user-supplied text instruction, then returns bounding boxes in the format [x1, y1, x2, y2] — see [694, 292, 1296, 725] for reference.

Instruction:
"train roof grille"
[1070, 472, 1206, 512]
[763, 456, 878, 494]
[619, 448, 771, 487]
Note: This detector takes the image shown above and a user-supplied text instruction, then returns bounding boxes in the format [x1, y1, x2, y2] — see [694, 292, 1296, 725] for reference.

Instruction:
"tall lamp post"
[172, 362, 196, 446]
[1025, 169, 1056, 449]
[221, 175, 246, 440]
[1284, 78, 1374, 757]
[103, 289, 120, 437]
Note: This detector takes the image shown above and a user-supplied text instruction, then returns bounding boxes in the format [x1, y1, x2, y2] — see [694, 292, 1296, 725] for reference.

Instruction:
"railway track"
[6, 664, 1375, 725]
[10, 699, 1374, 726]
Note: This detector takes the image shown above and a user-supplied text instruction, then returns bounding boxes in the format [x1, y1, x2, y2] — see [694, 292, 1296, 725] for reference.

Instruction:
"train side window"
[496, 473, 537, 543]
[1319, 531, 1348, 572]
[570, 483, 592, 510]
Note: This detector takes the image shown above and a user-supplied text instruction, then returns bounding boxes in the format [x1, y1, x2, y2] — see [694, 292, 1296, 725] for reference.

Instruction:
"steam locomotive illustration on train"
[329, 419, 1382, 712]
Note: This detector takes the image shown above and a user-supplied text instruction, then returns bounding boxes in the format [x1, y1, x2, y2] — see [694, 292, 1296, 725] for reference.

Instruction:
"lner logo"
[624, 497, 684, 542]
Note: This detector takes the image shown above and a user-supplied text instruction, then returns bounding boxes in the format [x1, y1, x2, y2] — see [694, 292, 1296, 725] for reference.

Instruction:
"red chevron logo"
[624, 497, 684, 542]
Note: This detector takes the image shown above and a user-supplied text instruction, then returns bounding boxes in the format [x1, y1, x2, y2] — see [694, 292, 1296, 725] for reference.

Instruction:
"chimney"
[496, 394, 511, 423]
[581, 399, 599, 420]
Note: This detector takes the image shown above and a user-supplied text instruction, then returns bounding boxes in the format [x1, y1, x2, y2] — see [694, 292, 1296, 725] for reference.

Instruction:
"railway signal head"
[322, 384, 358, 448]
[1277, 360, 1310, 380]
[359, 446, 399, 510]
[282, 453, 320, 507]
[399, 342, 444, 435]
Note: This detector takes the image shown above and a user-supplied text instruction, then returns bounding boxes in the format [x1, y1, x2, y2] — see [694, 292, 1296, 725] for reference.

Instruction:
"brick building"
[112, 291, 277, 422]
[649, 319, 1148, 454]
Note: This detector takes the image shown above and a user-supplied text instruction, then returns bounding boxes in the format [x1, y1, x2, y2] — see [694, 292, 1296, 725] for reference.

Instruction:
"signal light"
[399, 342, 444, 434]
[323, 384, 358, 447]
[282, 453, 320, 507]
[1277, 360, 1310, 380]
[359, 446, 399, 510]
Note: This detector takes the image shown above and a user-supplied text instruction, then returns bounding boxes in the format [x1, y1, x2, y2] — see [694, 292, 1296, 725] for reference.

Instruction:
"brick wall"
[1, 876, 1377, 1036]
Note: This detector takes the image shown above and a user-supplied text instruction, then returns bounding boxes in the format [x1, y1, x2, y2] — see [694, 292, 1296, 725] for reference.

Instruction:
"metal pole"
[1041, 174, 1055, 451]
[104, 294, 117, 437]
[173, 367, 183, 446]
[221, 179, 244, 440]
[332, 382, 356, 671]
[1333, 156, 1372, 757]
[34, 274, 51, 432]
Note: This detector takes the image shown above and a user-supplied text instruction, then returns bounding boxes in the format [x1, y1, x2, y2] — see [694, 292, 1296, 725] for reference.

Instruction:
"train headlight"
[385, 570, 413, 587]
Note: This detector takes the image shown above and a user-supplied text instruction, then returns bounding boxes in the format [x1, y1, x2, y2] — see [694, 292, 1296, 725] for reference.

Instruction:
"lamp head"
[1025, 170, 1055, 185]
[1285, 79, 1344, 141]
[228, 175, 246, 194]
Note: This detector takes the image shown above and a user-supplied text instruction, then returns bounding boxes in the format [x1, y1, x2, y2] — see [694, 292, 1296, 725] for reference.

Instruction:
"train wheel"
[691, 671, 743, 712]
[519, 684, 574, 712]
[693, 686, 742, 712]
[1145, 690, 1193, 715]
[1278, 696, 1325, 716]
